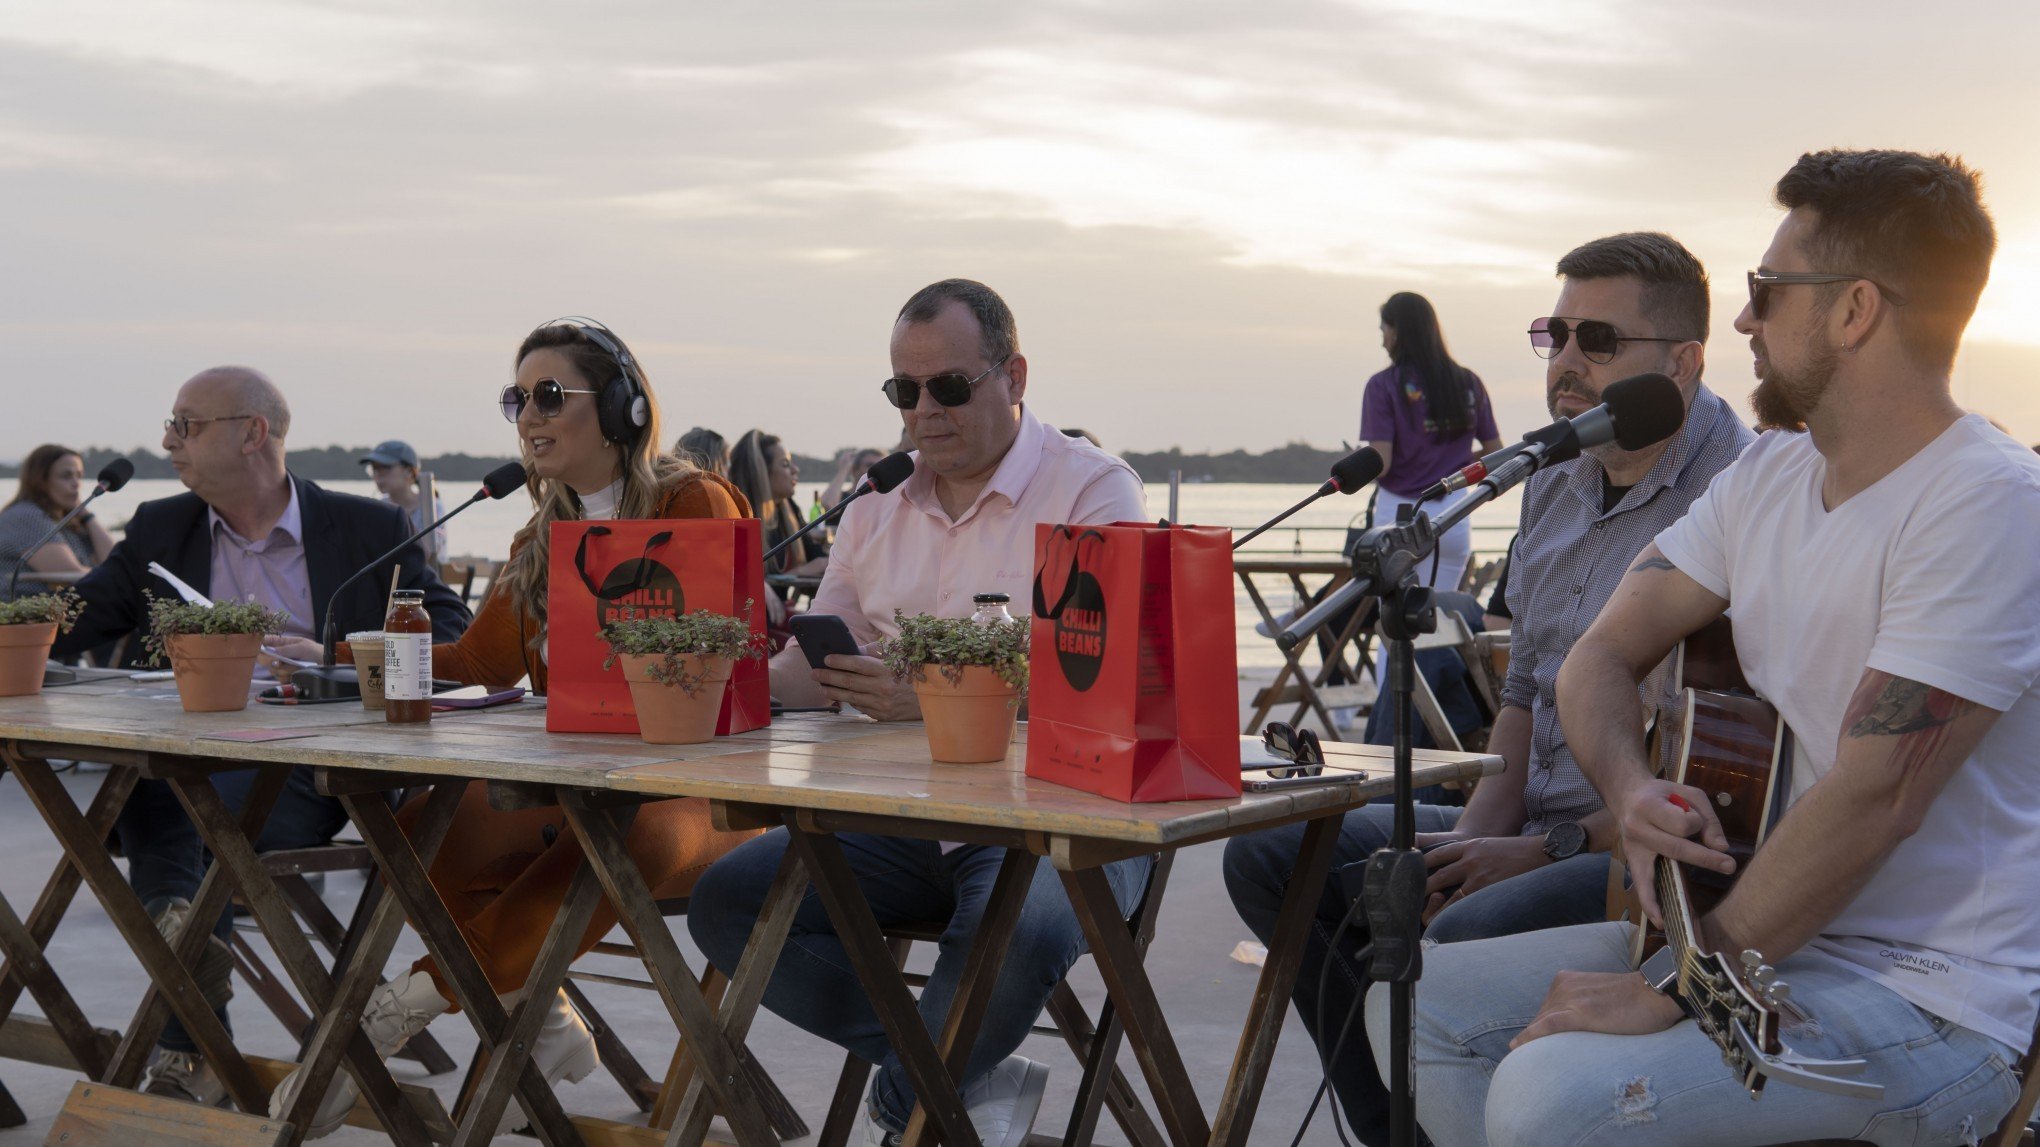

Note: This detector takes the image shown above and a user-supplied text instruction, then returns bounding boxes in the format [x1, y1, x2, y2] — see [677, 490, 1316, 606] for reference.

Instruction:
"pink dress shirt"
[809, 406, 1147, 646]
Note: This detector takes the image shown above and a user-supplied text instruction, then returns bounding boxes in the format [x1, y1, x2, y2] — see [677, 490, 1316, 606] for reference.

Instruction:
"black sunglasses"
[1746, 269, 1909, 322]
[1528, 317, 1685, 365]
[500, 378, 600, 423]
[1261, 722, 1324, 778]
[880, 357, 1009, 410]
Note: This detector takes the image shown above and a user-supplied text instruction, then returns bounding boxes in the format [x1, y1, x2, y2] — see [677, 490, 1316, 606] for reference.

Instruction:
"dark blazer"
[55, 474, 470, 663]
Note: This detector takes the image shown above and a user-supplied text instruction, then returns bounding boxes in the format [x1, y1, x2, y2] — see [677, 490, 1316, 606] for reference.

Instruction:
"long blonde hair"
[495, 320, 697, 640]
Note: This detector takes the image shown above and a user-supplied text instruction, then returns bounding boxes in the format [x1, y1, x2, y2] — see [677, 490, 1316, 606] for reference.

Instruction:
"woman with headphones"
[269, 319, 760, 1137]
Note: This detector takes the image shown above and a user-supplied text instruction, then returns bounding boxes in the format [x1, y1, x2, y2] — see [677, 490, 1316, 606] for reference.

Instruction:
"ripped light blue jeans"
[1367, 921, 2021, 1147]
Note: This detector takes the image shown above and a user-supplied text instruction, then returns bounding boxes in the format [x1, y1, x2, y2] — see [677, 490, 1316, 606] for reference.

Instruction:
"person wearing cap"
[361, 439, 448, 563]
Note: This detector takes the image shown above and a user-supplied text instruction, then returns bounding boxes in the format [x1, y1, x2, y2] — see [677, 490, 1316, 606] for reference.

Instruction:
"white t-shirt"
[1655, 415, 2040, 1052]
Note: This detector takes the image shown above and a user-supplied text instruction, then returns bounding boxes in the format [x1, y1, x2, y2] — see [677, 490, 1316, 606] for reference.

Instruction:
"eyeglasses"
[163, 414, 253, 440]
[1745, 269, 1909, 321]
[1261, 722, 1324, 779]
[499, 378, 600, 423]
[1528, 318, 1686, 365]
[880, 357, 1009, 410]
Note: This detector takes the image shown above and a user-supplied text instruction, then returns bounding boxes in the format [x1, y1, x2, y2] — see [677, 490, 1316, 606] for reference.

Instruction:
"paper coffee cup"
[348, 630, 388, 710]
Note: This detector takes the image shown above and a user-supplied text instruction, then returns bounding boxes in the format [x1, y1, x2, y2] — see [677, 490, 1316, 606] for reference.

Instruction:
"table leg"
[1057, 866, 1209, 1147]
[551, 792, 778, 1147]
[340, 786, 587, 1147]
[174, 773, 450, 1146]
[900, 847, 1035, 1147]
[1237, 575, 1294, 736]
[6, 752, 274, 1112]
[1208, 814, 1338, 1147]
[781, 820, 980, 1147]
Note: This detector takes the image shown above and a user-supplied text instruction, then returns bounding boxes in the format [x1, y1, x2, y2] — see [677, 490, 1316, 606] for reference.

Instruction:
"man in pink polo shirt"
[692, 279, 1153, 1147]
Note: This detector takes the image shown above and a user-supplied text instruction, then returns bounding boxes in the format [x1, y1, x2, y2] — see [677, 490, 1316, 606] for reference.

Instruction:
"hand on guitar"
[1615, 777, 1736, 925]
[1509, 969, 1685, 1050]
[1416, 831, 1551, 924]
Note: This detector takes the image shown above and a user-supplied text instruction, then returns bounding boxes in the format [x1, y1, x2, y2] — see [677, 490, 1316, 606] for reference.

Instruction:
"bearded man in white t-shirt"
[1371, 149, 2038, 1146]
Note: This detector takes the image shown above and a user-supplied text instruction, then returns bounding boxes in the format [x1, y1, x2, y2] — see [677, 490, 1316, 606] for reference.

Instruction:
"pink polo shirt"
[810, 406, 1147, 645]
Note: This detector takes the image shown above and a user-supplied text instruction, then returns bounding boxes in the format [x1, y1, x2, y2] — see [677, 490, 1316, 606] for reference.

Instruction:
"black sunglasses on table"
[880, 356, 1010, 410]
[1745, 269, 1909, 321]
[499, 378, 599, 423]
[1527, 317, 1686, 365]
[1260, 722, 1324, 779]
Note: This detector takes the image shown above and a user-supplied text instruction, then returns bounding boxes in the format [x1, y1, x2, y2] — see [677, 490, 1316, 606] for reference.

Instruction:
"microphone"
[7, 457, 133, 599]
[1232, 447, 1383, 551]
[1416, 373, 1685, 501]
[763, 451, 914, 565]
[291, 460, 527, 700]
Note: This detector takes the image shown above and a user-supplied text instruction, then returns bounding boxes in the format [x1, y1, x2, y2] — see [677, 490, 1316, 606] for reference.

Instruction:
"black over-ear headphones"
[536, 316, 652, 446]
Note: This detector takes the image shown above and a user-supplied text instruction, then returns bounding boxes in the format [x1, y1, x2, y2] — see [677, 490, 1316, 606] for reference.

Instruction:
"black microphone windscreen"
[1605, 373, 1685, 451]
[863, 452, 915, 494]
[481, 461, 529, 499]
[1327, 446, 1384, 494]
[97, 457, 134, 492]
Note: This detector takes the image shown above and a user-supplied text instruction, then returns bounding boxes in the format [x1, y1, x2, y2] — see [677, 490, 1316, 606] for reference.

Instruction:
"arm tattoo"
[1842, 671, 1974, 780]
[1629, 556, 1676, 574]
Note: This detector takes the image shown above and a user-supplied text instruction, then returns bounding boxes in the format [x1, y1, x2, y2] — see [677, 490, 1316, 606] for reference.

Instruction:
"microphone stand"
[1275, 457, 1533, 1147]
[8, 486, 118, 689]
[292, 486, 494, 701]
[1232, 481, 1339, 551]
[764, 481, 869, 566]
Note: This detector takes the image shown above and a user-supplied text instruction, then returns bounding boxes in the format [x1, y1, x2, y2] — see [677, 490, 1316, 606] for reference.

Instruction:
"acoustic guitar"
[1632, 618, 1880, 1099]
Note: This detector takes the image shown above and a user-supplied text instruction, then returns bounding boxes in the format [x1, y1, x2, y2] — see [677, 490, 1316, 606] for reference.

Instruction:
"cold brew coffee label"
[384, 633, 432, 701]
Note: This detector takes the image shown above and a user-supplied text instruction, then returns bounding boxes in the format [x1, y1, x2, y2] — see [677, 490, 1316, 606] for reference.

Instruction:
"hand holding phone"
[788, 614, 863, 671]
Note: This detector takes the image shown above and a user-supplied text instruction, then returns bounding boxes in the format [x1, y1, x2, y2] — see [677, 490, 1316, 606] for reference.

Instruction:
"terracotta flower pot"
[912, 664, 1019, 764]
[165, 632, 264, 713]
[619, 653, 732, 745]
[0, 622, 59, 698]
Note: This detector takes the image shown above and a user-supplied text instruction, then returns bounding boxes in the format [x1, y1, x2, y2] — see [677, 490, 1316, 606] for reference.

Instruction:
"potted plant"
[0, 591, 85, 698]
[880, 611, 1029, 764]
[145, 595, 294, 713]
[600, 606, 766, 745]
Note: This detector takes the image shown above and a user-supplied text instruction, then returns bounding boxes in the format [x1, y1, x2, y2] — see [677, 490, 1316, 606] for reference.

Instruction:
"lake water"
[92, 478, 1521, 670]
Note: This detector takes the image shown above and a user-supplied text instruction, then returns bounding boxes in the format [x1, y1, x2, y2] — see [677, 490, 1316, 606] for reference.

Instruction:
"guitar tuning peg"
[1753, 964, 1778, 987]
[1740, 949, 1763, 971]
[1765, 983, 1792, 1006]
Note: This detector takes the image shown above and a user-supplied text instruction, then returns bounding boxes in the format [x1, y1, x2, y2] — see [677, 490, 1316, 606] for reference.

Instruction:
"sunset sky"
[6, 0, 2038, 462]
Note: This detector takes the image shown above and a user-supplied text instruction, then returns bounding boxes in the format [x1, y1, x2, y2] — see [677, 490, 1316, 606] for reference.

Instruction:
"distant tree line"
[3, 443, 1349, 485]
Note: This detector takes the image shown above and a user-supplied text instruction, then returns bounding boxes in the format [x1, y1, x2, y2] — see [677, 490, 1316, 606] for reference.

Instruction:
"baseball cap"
[360, 440, 420, 469]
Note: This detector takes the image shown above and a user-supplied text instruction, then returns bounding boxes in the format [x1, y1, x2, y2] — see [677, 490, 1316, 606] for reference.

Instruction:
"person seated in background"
[0, 444, 116, 601]
[1059, 426, 1103, 447]
[266, 318, 759, 1138]
[360, 438, 447, 563]
[690, 278, 1149, 1147]
[730, 428, 825, 633]
[1224, 230, 1752, 1144]
[52, 367, 468, 1107]
[675, 424, 730, 475]
[821, 445, 887, 510]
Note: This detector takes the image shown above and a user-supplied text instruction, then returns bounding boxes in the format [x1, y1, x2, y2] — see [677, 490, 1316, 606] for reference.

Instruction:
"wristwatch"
[1541, 819, 1587, 861]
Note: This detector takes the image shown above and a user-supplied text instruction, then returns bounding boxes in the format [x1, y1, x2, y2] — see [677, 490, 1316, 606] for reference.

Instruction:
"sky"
[5, 0, 2039, 463]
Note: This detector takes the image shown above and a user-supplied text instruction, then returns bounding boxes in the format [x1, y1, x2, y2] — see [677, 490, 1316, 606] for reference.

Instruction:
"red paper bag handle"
[573, 526, 676, 600]
[1031, 526, 1105, 620]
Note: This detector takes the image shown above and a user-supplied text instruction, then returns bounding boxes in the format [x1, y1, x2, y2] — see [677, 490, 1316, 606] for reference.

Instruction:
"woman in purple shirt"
[1361, 292, 1502, 589]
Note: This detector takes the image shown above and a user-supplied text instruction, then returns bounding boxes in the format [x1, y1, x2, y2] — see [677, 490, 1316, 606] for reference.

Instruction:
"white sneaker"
[494, 988, 601, 1133]
[151, 897, 234, 1010]
[142, 1048, 226, 1107]
[269, 968, 449, 1138]
[963, 1055, 1050, 1147]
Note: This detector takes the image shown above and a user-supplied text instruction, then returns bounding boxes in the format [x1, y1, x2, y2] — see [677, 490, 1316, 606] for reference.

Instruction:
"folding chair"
[816, 850, 1177, 1147]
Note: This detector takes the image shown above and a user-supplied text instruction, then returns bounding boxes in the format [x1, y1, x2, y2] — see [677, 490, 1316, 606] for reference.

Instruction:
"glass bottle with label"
[971, 592, 1014, 626]
[382, 590, 432, 724]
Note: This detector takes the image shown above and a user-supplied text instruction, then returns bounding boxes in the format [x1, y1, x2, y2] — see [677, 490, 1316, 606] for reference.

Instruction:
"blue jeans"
[1369, 920, 2020, 1147]
[688, 830, 1152, 1131]
[1222, 803, 1612, 1144]
[117, 767, 349, 1052]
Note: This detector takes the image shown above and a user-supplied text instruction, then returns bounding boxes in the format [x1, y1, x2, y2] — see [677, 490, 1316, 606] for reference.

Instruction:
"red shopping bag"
[1025, 522, 1241, 802]
[545, 519, 770, 736]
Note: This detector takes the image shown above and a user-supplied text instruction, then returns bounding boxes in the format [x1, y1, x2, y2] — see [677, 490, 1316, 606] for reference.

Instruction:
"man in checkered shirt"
[1225, 231, 1752, 1141]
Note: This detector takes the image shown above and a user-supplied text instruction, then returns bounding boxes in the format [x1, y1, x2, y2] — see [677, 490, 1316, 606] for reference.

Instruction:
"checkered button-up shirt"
[1502, 383, 1752, 834]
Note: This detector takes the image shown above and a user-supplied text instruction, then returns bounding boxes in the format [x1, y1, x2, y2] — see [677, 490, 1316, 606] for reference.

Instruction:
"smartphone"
[788, 614, 863, 670]
[431, 685, 527, 710]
